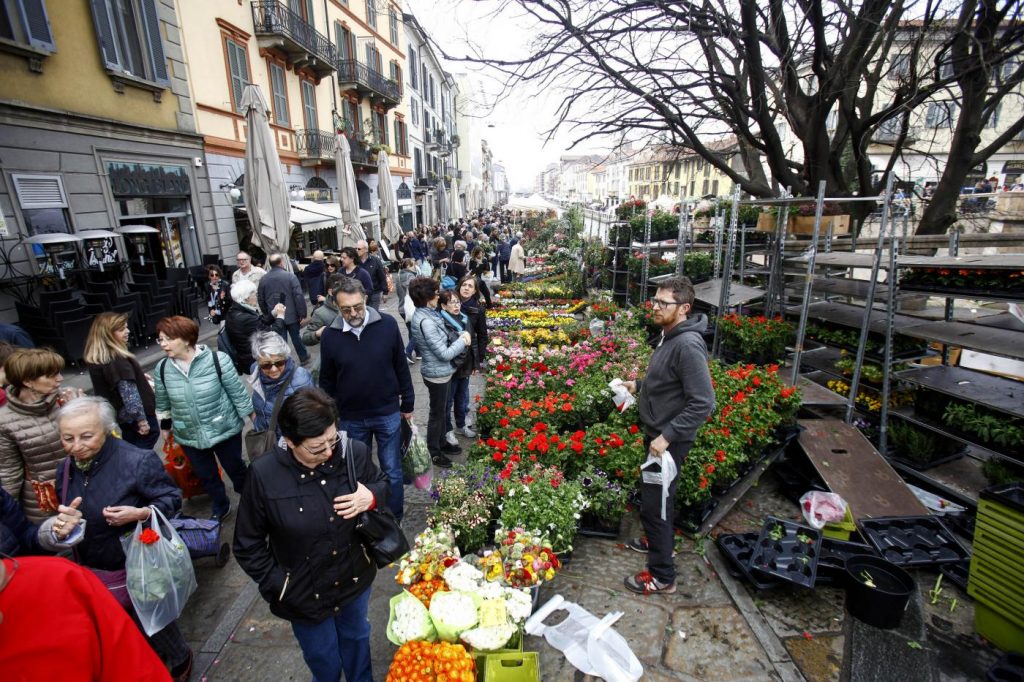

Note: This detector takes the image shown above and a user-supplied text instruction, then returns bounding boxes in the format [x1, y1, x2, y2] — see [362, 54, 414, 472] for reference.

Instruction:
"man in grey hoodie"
[621, 276, 715, 595]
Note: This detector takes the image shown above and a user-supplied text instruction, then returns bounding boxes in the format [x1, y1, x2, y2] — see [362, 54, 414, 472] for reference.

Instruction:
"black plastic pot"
[844, 555, 916, 630]
[987, 652, 1024, 682]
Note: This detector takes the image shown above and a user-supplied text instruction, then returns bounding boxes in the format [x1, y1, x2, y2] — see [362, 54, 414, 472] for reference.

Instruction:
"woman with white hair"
[53, 396, 193, 680]
[248, 332, 314, 449]
[225, 278, 286, 374]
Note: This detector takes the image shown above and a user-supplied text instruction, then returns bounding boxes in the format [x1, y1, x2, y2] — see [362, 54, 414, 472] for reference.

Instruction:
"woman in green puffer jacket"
[154, 316, 254, 521]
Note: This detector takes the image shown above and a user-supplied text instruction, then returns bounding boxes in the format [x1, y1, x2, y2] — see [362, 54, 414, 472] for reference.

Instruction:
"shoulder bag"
[345, 440, 409, 568]
[244, 370, 294, 461]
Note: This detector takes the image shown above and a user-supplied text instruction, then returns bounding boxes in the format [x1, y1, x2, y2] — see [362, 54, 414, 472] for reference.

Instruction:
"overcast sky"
[404, 0, 600, 191]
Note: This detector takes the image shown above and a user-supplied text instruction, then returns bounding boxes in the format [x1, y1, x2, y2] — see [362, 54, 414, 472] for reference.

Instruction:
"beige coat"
[0, 390, 64, 524]
[509, 242, 526, 274]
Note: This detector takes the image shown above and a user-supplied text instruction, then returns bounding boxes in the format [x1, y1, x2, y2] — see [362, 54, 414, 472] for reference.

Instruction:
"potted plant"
[717, 313, 794, 365]
[429, 461, 501, 554]
[691, 199, 715, 229]
[496, 463, 587, 554]
[789, 201, 850, 235]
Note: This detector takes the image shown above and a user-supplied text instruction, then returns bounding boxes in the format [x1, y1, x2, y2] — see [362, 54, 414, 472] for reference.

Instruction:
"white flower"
[461, 624, 515, 651]
[444, 561, 484, 593]
[390, 592, 434, 644]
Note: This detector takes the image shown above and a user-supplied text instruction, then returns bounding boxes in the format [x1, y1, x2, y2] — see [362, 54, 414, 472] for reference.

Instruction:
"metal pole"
[764, 188, 791, 318]
[844, 174, 895, 424]
[713, 204, 724, 280]
[790, 181, 827, 385]
[640, 209, 652, 304]
[676, 196, 689, 276]
[712, 186, 742, 357]
[879, 234, 899, 453]
[941, 229, 960, 365]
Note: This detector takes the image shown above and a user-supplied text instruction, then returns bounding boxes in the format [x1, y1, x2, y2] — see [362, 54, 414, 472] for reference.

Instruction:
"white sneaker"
[445, 430, 459, 446]
[457, 425, 477, 438]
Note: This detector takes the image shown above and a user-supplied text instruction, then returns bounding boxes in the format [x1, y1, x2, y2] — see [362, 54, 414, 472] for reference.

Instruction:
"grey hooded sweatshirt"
[637, 313, 716, 444]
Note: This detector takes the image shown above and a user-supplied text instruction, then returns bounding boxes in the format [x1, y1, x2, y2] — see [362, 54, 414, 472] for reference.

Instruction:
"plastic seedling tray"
[715, 533, 783, 590]
[749, 516, 822, 589]
[860, 516, 970, 568]
[818, 537, 878, 582]
[939, 560, 971, 593]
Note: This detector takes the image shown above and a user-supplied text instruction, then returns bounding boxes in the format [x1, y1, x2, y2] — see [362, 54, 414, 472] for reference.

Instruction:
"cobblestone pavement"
[62, 297, 989, 681]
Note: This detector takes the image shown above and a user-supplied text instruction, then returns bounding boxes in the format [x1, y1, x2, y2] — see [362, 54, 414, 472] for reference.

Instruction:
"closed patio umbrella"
[437, 177, 449, 226]
[376, 150, 400, 242]
[241, 84, 291, 263]
[450, 177, 463, 222]
[334, 133, 366, 248]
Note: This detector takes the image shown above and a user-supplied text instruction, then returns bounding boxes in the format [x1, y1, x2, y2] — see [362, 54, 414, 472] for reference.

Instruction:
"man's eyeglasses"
[650, 298, 683, 309]
[339, 304, 365, 315]
[258, 359, 287, 370]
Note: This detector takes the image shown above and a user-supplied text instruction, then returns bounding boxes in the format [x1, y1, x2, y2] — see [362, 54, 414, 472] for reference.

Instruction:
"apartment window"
[366, 0, 377, 30]
[372, 110, 388, 146]
[702, 179, 710, 195]
[409, 47, 418, 89]
[0, 0, 55, 52]
[938, 59, 954, 80]
[389, 7, 399, 46]
[420, 64, 427, 95]
[226, 38, 249, 112]
[711, 180, 719, 195]
[414, 148, 423, 178]
[288, 0, 313, 22]
[925, 101, 958, 128]
[300, 79, 317, 129]
[645, 167, 650, 180]
[994, 61, 1016, 84]
[342, 99, 360, 135]
[366, 43, 382, 74]
[689, 180, 695, 195]
[987, 103, 1001, 129]
[335, 24, 354, 61]
[410, 98, 419, 127]
[89, 0, 168, 84]
[890, 54, 910, 79]
[390, 61, 402, 89]
[269, 62, 289, 125]
[13, 174, 76, 273]
[878, 115, 901, 138]
[428, 75, 436, 109]
[394, 119, 408, 156]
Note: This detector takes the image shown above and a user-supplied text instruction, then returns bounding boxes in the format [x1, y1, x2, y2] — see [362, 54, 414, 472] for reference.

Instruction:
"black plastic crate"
[715, 533, 783, 590]
[859, 516, 970, 568]
[749, 516, 822, 589]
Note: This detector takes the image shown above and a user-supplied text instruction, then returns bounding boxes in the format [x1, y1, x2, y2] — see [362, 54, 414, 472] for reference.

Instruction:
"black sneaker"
[624, 571, 677, 595]
[440, 443, 462, 455]
[625, 536, 677, 556]
[431, 453, 453, 468]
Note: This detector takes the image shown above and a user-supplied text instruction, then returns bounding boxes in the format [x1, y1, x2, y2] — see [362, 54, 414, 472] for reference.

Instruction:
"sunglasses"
[258, 359, 287, 370]
[339, 304, 365, 315]
[208, 274, 220, 279]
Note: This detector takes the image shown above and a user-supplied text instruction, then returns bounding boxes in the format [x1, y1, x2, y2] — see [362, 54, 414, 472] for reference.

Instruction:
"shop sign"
[1002, 159, 1024, 174]
[107, 162, 190, 196]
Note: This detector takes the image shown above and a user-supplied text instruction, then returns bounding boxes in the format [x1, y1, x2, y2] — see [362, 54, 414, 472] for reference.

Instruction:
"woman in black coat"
[206, 265, 232, 325]
[224, 279, 287, 374]
[233, 388, 387, 682]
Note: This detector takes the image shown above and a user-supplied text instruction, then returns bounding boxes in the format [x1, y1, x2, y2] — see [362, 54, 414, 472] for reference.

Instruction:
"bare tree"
[443, 0, 1024, 234]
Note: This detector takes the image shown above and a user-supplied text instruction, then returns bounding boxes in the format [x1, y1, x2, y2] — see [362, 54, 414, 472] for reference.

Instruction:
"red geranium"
[139, 528, 160, 545]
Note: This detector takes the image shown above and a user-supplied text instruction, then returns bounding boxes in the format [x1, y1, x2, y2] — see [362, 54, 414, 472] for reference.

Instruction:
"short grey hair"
[332, 276, 365, 298]
[250, 331, 291, 362]
[231, 279, 257, 304]
[57, 396, 117, 433]
[454, 240, 467, 251]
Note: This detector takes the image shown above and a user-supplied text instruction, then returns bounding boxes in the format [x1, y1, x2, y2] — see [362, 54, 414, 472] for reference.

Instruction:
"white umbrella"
[450, 177, 463, 222]
[335, 133, 366, 247]
[437, 178, 449, 226]
[376, 151, 400, 242]
[241, 84, 291, 264]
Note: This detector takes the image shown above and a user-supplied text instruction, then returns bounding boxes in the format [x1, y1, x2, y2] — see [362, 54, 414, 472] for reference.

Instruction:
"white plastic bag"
[525, 594, 643, 682]
[608, 378, 636, 413]
[403, 293, 416, 322]
[640, 451, 678, 520]
[799, 491, 847, 529]
[124, 506, 198, 635]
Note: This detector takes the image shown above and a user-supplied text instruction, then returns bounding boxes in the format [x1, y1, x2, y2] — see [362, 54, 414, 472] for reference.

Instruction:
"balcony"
[872, 126, 919, 145]
[336, 60, 401, 108]
[295, 129, 336, 164]
[252, 0, 337, 77]
[347, 138, 375, 168]
[415, 176, 437, 189]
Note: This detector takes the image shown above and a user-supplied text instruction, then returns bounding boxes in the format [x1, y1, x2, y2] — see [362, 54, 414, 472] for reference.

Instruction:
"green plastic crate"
[822, 506, 856, 541]
[483, 652, 540, 682]
[977, 504, 1024, 546]
[976, 602, 1024, 653]
[472, 629, 523, 681]
[968, 566, 1024, 611]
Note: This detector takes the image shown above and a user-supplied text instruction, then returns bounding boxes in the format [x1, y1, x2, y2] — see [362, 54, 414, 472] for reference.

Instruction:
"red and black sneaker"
[624, 571, 676, 595]
[625, 536, 676, 556]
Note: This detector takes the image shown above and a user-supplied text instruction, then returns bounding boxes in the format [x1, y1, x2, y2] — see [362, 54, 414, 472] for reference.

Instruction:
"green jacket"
[155, 345, 254, 449]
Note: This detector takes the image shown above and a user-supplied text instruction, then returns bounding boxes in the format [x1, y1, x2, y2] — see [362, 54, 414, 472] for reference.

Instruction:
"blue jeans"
[277, 322, 309, 362]
[180, 432, 247, 517]
[445, 376, 470, 431]
[338, 413, 403, 521]
[290, 587, 372, 682]
[404, 322, 418, 357]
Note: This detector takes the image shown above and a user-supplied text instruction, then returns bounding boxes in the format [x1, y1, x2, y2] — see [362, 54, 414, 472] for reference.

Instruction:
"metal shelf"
[786, 301, 929, 334]
[895, 365, 1024, 419]
[899, 254, 1024, 269]
[896, 320, 1024, 362]
[787, 252, 890, 269]
[891, 406, 1021, 468]
[690, 278, 765, 308]
[786, 277, 892, 300]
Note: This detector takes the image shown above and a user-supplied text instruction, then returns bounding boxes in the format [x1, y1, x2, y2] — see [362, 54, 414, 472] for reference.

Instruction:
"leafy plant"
[768, 524, 785, 541]
[718, 313, 794, 363]
[942, 402, 1024, 449]
[429, 460, 500, 554]
[887, 420, 947, 465]
[982, 458, 1024, 485]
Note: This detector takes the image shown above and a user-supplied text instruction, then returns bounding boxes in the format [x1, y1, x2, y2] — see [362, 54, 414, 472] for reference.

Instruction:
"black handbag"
[345, 440, 410, 568]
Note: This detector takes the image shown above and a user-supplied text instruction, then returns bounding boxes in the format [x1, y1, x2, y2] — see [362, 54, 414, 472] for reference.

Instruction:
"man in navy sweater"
[319, 277, 414, 522]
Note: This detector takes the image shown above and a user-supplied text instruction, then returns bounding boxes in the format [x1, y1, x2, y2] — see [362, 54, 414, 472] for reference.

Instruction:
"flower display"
[718, 313, 793, 364]
[396, 526, 461, 586]
[900, 266, 1024, 294]
[389, 591, 437, 644]
[386, 641, 475, 682]
[429, 591, 480, 642]
[495, 465, 588, 553]
[408, 578, 445, 608]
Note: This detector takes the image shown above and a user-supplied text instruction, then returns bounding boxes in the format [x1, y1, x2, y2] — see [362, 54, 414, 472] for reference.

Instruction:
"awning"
[237, 205, 335, 233]
[1002, 160, 1024, 174]
[291, 200, 379, 225]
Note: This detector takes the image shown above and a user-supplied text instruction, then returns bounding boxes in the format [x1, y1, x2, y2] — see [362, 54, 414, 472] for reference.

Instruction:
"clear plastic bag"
[124, 506, 198, 636]
[800, 491, 848, 529]
[402, 423, 433, 489]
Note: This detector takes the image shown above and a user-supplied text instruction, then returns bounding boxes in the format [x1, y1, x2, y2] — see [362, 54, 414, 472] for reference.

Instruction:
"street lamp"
[219, 183, 242, 200]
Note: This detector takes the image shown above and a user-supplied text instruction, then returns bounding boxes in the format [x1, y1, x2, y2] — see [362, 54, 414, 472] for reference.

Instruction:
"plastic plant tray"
[749, 516, 822, 589]
[715, 533, 783, 590]
[817, 537, 877, 586]
[939, 560, 971, 593]
[860, 516, 970, 568]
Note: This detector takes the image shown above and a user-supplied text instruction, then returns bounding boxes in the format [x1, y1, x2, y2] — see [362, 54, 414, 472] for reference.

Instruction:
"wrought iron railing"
[252, 0, 337, 68]
[295, 129, 336, 160]
[416, 176, 437, 188]
[336, 59, 402, 103]
[347, 137, 372, 166]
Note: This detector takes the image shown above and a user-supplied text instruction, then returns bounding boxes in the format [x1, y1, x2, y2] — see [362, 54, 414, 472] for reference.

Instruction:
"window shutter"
[139, 0, 169, 84]
[13, 174, 68, 209]
[88, 0, 122, 71]
[18, 0, 55, 52]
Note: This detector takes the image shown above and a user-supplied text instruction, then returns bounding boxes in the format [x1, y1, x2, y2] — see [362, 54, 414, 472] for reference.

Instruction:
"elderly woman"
[409, 276, 470, 468]
[155, 316, 254, 521]
[54, 396, 193, 680]
[84, 312, 158, 449]
[248, 331, 314, 443]
[0, 348, 82, 524]
[234, 388, 387, 682]
[206, 265, 231, 325]
[509, 234, 526, 282]
[447, 240, 468, 282]
[225, 279, 287, 374]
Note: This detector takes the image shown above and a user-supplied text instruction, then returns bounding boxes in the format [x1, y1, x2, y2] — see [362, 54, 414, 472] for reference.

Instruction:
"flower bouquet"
[471, 528, 561, 589]
[396, 526, 460, 586]
[386, 640, 475, 682]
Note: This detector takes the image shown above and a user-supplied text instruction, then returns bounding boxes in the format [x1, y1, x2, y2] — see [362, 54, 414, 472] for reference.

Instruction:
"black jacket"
[360, 255, 388, 296]
[55, 437, 181, 571]
[233, 439, 388, 624]
[304, 261, 327, 304]
[258, 266, 307, 324]
[460, 297, 488, 369]
[225, 304, 286, 374]
[87, 355, 156, 420]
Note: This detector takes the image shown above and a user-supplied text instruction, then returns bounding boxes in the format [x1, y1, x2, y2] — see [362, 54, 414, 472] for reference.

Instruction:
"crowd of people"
[0, 209, 527, 680]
